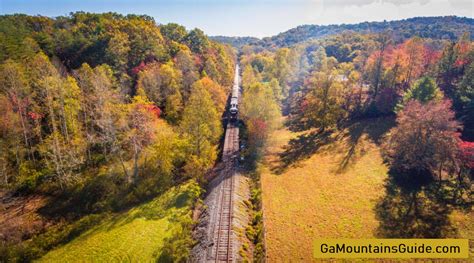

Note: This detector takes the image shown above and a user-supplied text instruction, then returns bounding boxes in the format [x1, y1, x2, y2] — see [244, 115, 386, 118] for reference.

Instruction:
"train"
[229, 64, 240, 120]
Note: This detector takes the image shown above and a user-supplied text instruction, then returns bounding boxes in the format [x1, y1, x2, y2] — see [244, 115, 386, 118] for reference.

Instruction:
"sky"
[0, 0, 473, 37]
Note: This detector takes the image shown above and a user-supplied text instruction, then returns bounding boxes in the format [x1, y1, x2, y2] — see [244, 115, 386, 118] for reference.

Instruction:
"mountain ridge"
[211, 16, 474, 48]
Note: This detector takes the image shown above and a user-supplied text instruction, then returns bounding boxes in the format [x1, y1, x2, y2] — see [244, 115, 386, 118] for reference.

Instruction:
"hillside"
[210, 36, 261, 49]
[0, 12, 234, 262]
[39, 181, 200, 262]
[212, 16, 474, 48]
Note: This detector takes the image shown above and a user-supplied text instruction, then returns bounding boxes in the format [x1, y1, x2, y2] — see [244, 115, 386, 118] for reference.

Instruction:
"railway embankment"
[191, 123, 251, 262]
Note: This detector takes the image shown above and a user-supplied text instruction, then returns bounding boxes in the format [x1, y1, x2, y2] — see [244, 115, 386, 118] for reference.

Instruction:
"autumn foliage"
[383, 100, 462, 179]
[0, 13, 235, 193]
[459, 141, 474, 169]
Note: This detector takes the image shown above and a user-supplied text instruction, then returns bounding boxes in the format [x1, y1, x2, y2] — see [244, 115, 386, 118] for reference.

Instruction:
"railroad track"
[207, 123, 238, 262]
[206, 63, 240, 262]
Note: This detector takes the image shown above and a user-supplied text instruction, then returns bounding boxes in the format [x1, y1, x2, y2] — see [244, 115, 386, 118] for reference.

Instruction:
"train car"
[229, 86, 239, 119]
[229, 65, 240, 120]
[229, 97, 238, 116]
[232, 84, 239, 98]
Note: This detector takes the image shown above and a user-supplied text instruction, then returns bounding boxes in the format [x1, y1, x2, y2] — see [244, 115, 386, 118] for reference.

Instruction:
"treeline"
[238, 29, 473, 242]
[0, 12, 235, 208]
[239, 47, 301, 160]
[280, 31, 473, 186]
[210, 36, 261, 49]
[235, 36, 314, 260]
[260, 16, 473, 48]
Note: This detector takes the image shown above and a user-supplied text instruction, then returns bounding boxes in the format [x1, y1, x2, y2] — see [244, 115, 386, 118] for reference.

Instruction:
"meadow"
[38, 181, 199, 262]
[260, 117, 474, 261]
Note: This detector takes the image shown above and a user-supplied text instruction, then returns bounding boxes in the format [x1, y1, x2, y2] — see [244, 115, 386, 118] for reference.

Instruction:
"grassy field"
[38, 181, 199, 262]
[260, 117, 474, 261]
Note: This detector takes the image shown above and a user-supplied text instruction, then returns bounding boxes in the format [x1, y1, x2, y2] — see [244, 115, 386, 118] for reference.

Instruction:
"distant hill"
[209, 35, 261, 48]
[212, 16, 474, 48]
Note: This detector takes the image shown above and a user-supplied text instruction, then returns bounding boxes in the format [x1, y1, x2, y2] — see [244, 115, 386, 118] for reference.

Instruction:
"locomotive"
[229, 64, 240, 120]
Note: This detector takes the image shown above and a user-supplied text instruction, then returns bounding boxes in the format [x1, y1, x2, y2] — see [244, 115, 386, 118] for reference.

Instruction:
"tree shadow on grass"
[96, 186, 194, 232]
[375, 169, 472, 238]
[273, 117, 396, 175]
[337, 117, 396, 173]
[271, 129, 336, 174]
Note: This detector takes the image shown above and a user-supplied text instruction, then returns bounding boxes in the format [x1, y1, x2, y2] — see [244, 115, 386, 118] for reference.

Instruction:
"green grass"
[260, 117, 473, 261]
[38, 181, 200, 262]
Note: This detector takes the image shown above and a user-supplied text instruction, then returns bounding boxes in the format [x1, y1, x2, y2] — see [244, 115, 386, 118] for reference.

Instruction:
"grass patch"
[37, 181, 201, 262]
[260, 117, 473, 261]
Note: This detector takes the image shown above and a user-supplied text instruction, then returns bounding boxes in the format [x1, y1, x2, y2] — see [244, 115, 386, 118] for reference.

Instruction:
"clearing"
[261, 117, 474, 261]
[38, 181, 199, 262]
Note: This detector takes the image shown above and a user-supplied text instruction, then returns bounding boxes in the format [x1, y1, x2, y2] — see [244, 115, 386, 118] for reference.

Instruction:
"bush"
[1, 214, 107, 262]
[158, 216, 195, 262]
[15, 162, 43, 193]
[157, 181, 202, 262]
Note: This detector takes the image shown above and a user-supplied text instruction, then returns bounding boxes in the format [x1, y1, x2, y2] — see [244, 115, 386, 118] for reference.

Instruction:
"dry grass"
[260, 117, 473, 262]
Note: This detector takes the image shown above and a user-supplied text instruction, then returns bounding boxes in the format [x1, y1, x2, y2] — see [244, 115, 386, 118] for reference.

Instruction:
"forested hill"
[0, 12, 237, 261]
[0, 12, 235, 205]
[213, 16, 474, 48]
[0, 12, 235, 78]
[210, 36, 260, 49]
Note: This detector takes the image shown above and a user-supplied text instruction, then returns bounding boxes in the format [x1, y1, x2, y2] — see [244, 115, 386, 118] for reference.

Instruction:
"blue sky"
[1, 0, 472, 37]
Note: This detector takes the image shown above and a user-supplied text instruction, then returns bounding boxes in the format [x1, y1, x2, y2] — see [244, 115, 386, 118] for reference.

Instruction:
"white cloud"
[304, 0, 472, 26]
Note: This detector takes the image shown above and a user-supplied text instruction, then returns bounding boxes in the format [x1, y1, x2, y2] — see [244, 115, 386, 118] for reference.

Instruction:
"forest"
[0, 12, 235, 261]
[237, 17, 473, 260]
[0, 12, 473, 262]
[228, 16, 474, 48]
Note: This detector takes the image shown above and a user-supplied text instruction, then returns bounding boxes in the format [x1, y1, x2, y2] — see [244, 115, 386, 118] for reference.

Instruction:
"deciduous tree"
[383, 100, 462, 180]
[179, 84, 222, 179]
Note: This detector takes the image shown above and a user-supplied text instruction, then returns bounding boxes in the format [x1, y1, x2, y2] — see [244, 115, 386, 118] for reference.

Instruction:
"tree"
[127, 19, 167, 65]
[268, 78, 282, 102]
[436, 34, 472, 102]
[0, 94, 22, 186]
[241, 64, 259, 88]
[459, 141, 474, 170]
[74, 63, 122, 160]
[105, 31, 131, 75]
[174, 49, 199, 101]
[456, 59, 474, 139]
[401, 37, 425, 89]
[191, 77, 226, 112]
[121, 90, 161, 183]
[185, 28, 209, 54]
[179, 84, 222, 179]
[309, 47, 327, 72]
[212, 44, 234, 87]
[382, 100, 462, 180]
[0, 60, 33, 160]
[271, 48, 291, 97]
[146, 120, 182, 180]
[368, 33, 391, 98]
[39, 76, 86, 188]
[0, 13, 238, 196]
[136, 62, 183, 123]
[160, 23, 187, 43]
[397, 76, 443, 110]
[241, 82, 281, 153]
[301, 66, 347, 131]
[203, 56, 220, 84]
